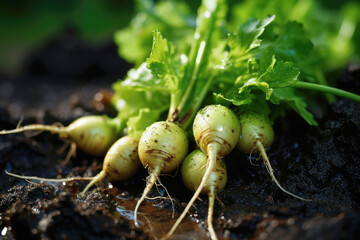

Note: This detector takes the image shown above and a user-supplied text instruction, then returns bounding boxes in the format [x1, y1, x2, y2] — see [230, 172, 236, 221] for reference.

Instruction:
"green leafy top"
[112, 0, 360, 135]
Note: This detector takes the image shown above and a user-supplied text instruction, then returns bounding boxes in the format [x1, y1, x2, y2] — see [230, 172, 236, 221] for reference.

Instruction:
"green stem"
[177, 40, 207, 114]
[315, 70, 335, 102]
[167, 0, 220, 128]
[292, 81, 360, 102]
[181, 75, 214, 130]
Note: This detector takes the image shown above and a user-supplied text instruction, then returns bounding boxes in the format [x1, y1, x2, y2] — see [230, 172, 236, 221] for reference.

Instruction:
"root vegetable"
[80, 135, 140, 195]
[5, 135, 141, 196]
[134, 121, 188, 227]
[164, 104, 239, 239]
[180, 150, 227, 240]
[0, 115, 121, 156]
[237, 111, 311, 201]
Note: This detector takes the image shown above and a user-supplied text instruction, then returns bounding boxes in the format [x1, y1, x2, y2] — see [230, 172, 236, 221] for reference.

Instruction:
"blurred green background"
[0, 0, 135, 75]
[0, 0, 359, 76]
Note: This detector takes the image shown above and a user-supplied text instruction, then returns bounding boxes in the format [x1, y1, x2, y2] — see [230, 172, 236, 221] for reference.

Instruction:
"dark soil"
[0, 31, 360, 240]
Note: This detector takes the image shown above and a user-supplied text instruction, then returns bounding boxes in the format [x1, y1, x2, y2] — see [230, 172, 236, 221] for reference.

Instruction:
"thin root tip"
[134, 221, 140, 228]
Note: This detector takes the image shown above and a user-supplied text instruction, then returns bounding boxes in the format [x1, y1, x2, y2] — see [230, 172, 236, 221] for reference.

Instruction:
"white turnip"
[0, 115, 121, 156]
[237, 111, 311, 201]
[6, 135, 141, 196]
[164, 104, 239, 239]
[180, 150, 227, 240]
[134, 121, 188, 227]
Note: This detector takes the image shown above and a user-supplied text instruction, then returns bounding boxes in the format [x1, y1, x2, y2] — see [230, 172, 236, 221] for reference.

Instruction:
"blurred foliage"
[0, 0, 134, 75]
[1, 0, 359, 76]
[115, 0, 359, 73]
[228, 0, 360, 71]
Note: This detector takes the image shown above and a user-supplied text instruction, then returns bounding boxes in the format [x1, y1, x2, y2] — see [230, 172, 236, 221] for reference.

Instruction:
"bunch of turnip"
[3, 0, 360, 239]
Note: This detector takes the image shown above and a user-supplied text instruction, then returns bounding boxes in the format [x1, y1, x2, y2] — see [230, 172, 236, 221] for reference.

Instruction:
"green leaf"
[120, 63, 169, 92]
[239, 79, 273, 99]
[214, 87, 255, 106]
[112, 63, 170, 133]
[114, 0, 195, 66]
[146, 30, 180, 91]
[112, 84, 168, 122]
[238, 47, 299, 99]
[216, 16, 276, 83]
[270, 87, 318, 126]
[271, 21, 314, 63]
[229, 15, 275, 56]
[126, 108, 165, 138]
[258, 61, 299, 88]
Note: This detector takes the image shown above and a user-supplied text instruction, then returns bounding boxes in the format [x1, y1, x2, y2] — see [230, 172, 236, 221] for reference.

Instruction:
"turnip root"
[237, 111, 311, 201]
[6, 135, 141, 196]
[134, 121, 188, 227]
[0, 115, 121, 156]
[80, 135, 140, 195]
[164, 105, 239, 239]
[180, 150, 227, 240]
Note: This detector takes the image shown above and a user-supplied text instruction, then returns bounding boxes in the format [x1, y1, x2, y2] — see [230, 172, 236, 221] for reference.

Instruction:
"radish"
[79, 135, 140, 195]
[180, 150, 227, 240]
[134, 121, 188, 227]
[6, 135, 141, 196]
[237, 111, 311, 201]
[0, 115, 121, 156]
[163, 104, 240, 239]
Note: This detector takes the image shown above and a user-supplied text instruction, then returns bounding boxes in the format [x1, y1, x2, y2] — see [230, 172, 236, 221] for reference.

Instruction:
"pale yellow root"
[5, 171, 94, 182]
[215, 195, 225, 209]
[208, 186, 218, 240]
[256, 141, 312, 201]
[0, 124, 67, 135]
[79, 170, 107, 196]
[59, 141, 77, 166]
[134, 165, 161, 227]
[155, 177, 175, 219]
[161, 143, 218, 240]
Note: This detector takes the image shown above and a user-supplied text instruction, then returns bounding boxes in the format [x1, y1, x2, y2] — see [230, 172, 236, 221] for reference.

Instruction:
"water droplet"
[116, 206, 135, 220]
[1, 227, 8, 236]
[216, 125, 223, 132]
[31, 207, 40, 214]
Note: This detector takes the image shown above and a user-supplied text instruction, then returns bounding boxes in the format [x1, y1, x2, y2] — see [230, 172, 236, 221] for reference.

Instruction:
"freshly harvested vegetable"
[80, 135, 141, 195]
[134, 121, 188, 227]
[129, 0, 225, 229]
[163, 104, 240, 239]
[0, 115, 122, 156]
[4, 0, 360, 239]
[6, 135, 141, 195]
[237, 112, 274, 154]
[180, 150, 227, 240]
[237, 111, 310, 201]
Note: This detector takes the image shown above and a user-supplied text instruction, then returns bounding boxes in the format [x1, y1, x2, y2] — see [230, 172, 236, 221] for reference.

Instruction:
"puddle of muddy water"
[111, 189, 211, 240]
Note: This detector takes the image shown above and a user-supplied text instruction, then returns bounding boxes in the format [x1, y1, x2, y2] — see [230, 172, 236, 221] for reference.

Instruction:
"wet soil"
[0, 32, 360, 240]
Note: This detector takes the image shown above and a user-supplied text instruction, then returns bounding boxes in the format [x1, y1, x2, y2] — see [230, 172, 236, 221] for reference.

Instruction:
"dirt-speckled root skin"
[237, 112, 274, 154]
[0, 115, 121, 156]
[80, 135, 141, 195]
[193, 105, 240, 158]
[136, 121, 188, 228]
[162, 105, 239, 239]
[66, 116, 120, 156]
[180, 150, 226, 240]
[162, 144, 219, 240]
[138, 121, 188, 173]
